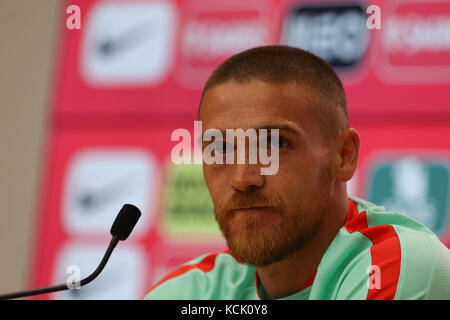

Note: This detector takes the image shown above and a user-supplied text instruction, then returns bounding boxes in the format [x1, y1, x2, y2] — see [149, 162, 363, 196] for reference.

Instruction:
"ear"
[335, 128, 360, 182]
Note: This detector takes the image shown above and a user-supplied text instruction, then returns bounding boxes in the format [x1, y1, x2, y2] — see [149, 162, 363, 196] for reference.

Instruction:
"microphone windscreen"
[110, 204, 141, 241]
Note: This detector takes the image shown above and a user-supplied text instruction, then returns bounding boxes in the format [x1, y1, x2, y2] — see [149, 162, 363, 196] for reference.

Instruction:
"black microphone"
[0, 204, 141, 300]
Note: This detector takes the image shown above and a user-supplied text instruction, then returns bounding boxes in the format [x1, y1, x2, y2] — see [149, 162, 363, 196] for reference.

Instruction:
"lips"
[229, 206, 272, 214]
[228, 206, 276, 222]
[225, 206, 279, 234]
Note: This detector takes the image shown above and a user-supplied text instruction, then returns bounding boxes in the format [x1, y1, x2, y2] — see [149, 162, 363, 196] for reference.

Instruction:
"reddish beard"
[214, 191, 322, 267]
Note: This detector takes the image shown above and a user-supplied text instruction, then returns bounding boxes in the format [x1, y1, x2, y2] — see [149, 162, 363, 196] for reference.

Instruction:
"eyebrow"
[253, 124, 303, 137]
[197, 123, 305, 145]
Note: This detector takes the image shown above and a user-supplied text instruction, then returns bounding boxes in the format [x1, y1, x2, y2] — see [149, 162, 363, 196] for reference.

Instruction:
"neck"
[256, 188, 349, 299]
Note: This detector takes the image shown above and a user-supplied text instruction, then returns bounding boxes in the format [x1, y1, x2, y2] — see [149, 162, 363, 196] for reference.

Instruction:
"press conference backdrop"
[2, 0, 449, 299]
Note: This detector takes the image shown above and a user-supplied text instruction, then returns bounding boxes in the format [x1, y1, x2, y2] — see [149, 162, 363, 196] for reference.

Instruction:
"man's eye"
[279, 137, 289, 148]
[269, 136, 288, 149]
[215, 141, 232, 155]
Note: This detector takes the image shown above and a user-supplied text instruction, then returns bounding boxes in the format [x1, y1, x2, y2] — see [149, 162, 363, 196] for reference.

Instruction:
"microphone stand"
[0, 236, 120, 300]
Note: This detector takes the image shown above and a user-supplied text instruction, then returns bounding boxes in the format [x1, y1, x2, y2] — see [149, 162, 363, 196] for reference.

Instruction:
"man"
[144, 45, 450, 300]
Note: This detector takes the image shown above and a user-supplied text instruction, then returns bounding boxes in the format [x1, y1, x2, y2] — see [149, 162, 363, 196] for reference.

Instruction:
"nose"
[231, 163, 265, 192]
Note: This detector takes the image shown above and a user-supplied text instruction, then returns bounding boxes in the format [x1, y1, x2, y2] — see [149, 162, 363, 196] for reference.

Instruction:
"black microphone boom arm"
[0, 203, 141, 300]
[0, 236, 119, 300]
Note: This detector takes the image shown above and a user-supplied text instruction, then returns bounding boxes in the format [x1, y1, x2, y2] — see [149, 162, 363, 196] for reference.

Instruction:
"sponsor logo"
[54, 244, 147, 299]
[176, 0, 271, 88]
[367, 155, 449, 235]
[376, 0, 450, 83]
[161, 162, 222, 239]
[63, 149, 157, 236]
[81, 1, 177, 86]
[281, 3, 369, 70]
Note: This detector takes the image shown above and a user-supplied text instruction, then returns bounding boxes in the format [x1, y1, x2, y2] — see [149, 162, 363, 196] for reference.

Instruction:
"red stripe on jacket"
[344, 199, 402, 300]
[149, 252, 219, 292]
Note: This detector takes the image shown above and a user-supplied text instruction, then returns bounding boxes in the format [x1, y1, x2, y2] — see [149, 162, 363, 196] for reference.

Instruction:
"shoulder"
[393, 224, 450, 299]
[336, 197, 450, 299]
[143, 250, 251, 300]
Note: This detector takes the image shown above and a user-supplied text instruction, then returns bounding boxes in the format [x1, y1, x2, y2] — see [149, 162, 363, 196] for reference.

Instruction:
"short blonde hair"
[199, 45, 349, 141]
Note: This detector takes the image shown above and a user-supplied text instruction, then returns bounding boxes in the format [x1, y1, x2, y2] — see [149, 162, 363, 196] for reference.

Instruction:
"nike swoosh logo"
[77, 172, 139, 211]
[96, 19, 154, 58]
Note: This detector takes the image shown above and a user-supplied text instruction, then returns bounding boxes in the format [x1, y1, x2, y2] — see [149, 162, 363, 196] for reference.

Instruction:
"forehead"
[199, 79, 316, 132]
